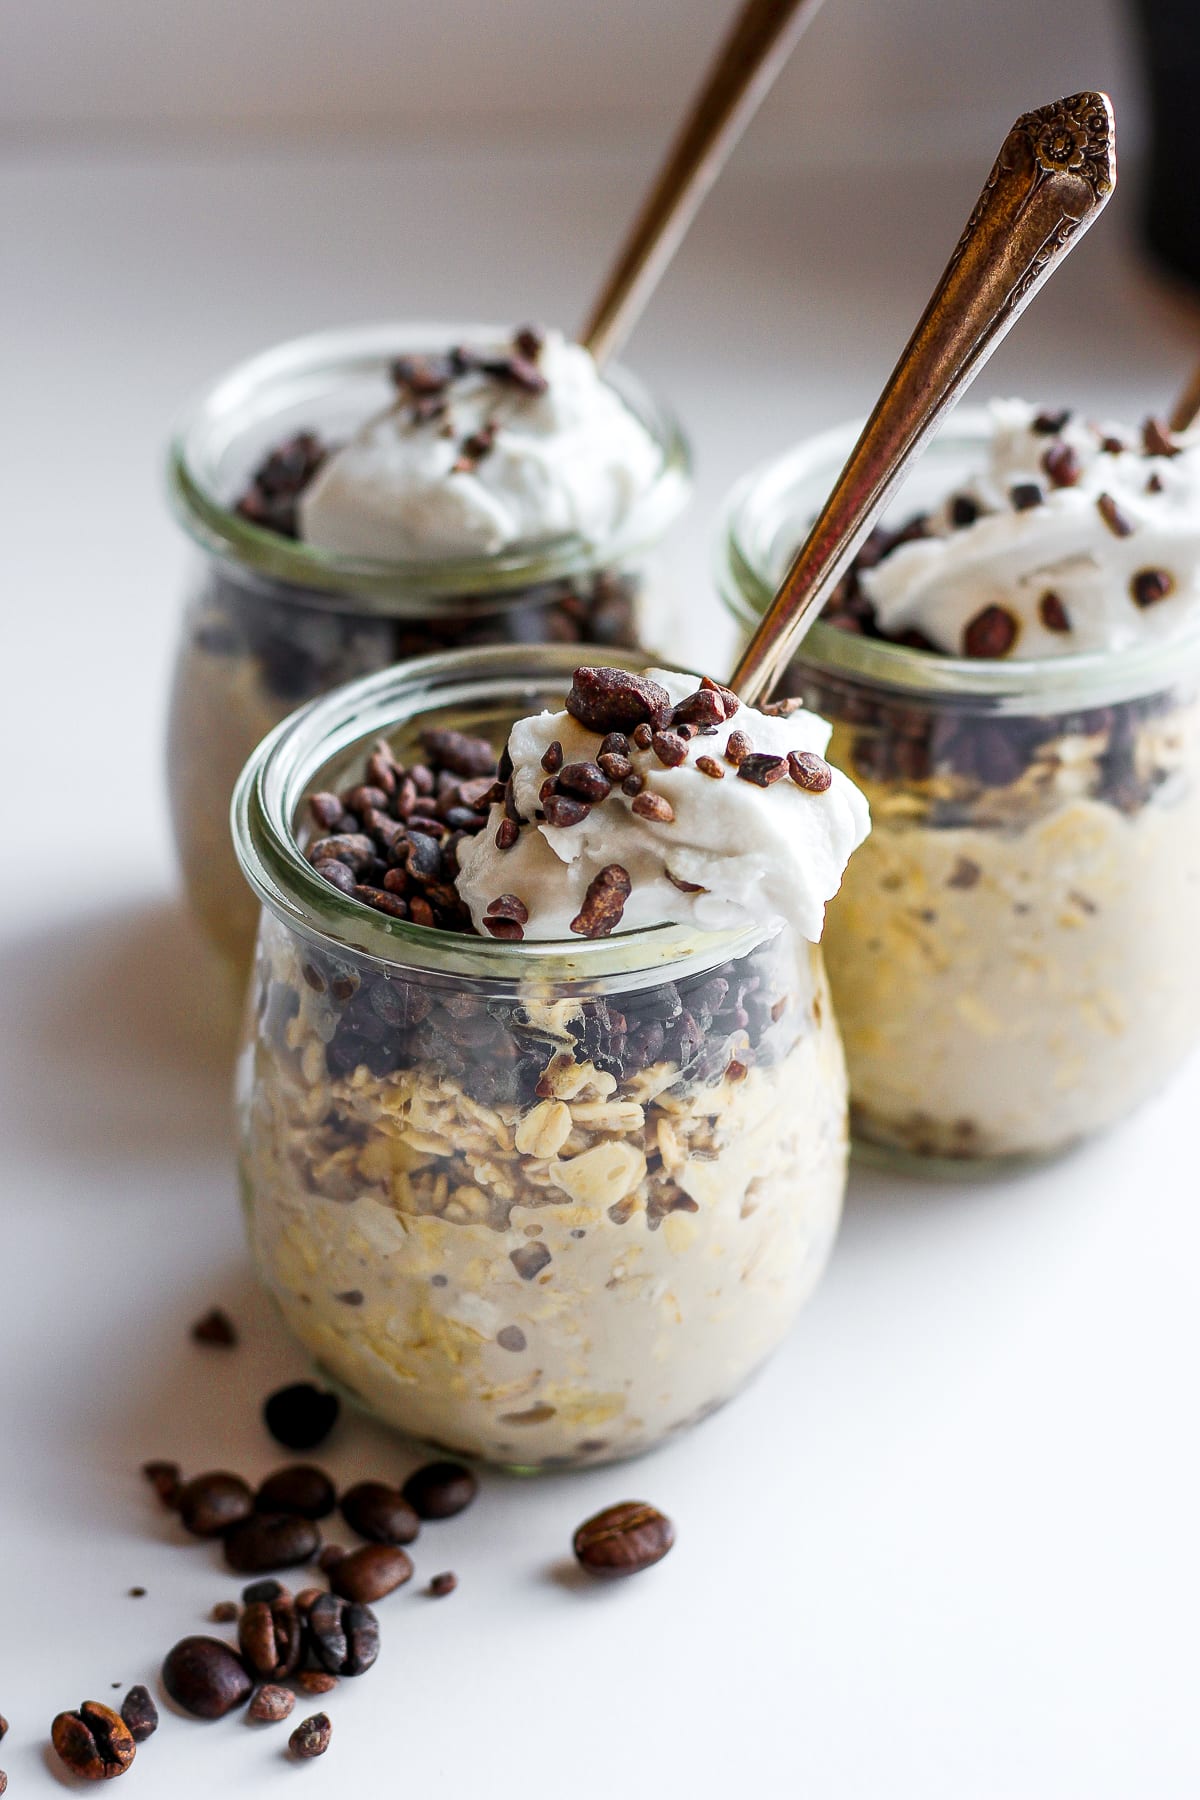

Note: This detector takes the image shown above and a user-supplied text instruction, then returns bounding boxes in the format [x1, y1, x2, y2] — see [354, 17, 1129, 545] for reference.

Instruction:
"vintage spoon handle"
[731, 92, 1117, 705]
[581, 0, 825, 368]
[1168, 360, 1200, 435]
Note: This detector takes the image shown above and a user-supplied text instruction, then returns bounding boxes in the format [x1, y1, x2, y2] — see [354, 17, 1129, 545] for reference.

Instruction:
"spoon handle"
[731, 92, 1117, 705]
[1169, 360, 1200, 435]
[581, 0, 825, 368]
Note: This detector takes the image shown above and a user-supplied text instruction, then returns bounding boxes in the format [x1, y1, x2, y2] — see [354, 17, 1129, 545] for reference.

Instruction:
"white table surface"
[4, 137, 1200, 1798]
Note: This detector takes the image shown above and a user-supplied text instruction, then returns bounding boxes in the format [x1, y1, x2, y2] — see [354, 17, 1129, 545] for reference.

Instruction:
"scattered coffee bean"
[263, 1383, 339, 1451]
[1097, 492, 1134, 537]
[255, 1465, 337, 1520]
[141, 1459, 182, 1509]
[224, 1513, 321, 1575]
[565, 667, 673, 735]
[428, 1572, 458, 1598]
[306, 1593, 381, 1676]
[630, 791, 675, 823]
[402, 1460, 478, 1520]
[962, 604, 1019, 658]
[787, 750, 833, 792]
[51, 1702, 136, 1781]
[1131, 568, 1173, 607]
[736, 752, 787, 787]
[247, 1684, 294, 1724]
[243, 1579, 286, 1604]
[163, 1637, 253, 1719]
[289, 1713, 332, 1760]
[119, 1686, 157, 1744]
[573, 1501, 675, 1578]
[178, 1472, 255, 1538]
[239, 1595, 302, 1680]
[330, 1544, 413, 1604]
[341, 1481, 420, 1546]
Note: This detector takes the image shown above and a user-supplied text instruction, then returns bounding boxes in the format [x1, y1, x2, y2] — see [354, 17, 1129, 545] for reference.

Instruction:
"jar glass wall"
[233, 646, 848, 1468]
[718, 414, 1200, 1168]
[168, 324, 691, 966]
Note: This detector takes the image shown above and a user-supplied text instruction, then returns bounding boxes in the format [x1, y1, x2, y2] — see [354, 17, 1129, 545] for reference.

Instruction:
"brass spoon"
[581, 0, 826, 369]
[1168, 361, 1200, 435]
[730, 92, 1117, 706]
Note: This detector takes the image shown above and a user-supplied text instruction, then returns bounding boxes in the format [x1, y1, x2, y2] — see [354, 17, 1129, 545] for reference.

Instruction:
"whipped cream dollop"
[455, 668, 870, 944]
[861, 399, 1200, 658]
[299, 329, 663, 560]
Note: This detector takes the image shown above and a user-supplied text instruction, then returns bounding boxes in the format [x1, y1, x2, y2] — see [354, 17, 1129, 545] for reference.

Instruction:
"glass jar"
[718, 412, 1200, 1169]
[168, 323, 691, 967]
[232, 644, 848, 1468]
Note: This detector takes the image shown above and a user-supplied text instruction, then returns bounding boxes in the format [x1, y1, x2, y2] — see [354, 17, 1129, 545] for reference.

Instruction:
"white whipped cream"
[862, 399, 1200, 657]
[299, 330, 663, 560]
[455, 670, 870, 944]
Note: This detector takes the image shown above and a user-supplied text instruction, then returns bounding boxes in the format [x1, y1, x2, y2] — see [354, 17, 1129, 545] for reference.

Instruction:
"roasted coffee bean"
[162, 1637, 253, 1719]
[296, 1671, 338, 1695]
[565, 666, 673, 735]
[224, 1513, 321, 1575]
[787, 750, 833, 793]
[243, 1578, 286, 1603]
[340, 1481, 421, 1546]
[307, 832, 376, 872]
[318, 1544, 347, 1573]
[736, 752, 787, 787]
[141, 1459, 181, 1509]
[557, 759, 612, 801]
[177, 1471, 255, 1538]
[190, 1307, 237, 1347]
[247, 1684, 294, 1724]
[118, 1686, 157, 1744]
[428, 1571, 458, 1597]
[238, 1595, 302, 1679]
[289, 1713, 332, 1760]
[572, 1501, 675, 1578]
[402, 1459, 478, 1520]
[306, 1592, 381, 1675]
[330, 1544, 413, 1604]
[51, 1701, 136, 1780]
[263, 1382, 339, 1450]
[255, 1464, 337, 1519]
[962, 604, 1018, 658]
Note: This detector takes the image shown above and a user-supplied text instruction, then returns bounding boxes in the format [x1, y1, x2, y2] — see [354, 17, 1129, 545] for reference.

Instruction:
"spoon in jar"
[581, 0, 827, 369]
[1168, 359, 1200, 434]
[730, 92, 1117, 705]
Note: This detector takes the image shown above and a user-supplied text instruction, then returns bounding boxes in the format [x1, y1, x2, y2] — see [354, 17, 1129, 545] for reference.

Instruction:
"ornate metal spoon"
[730, 92, 1117, 705]
[581, 0, 825, 368]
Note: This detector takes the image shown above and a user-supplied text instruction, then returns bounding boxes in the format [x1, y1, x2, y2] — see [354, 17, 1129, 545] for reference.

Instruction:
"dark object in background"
[1130, 0, 1200, 289]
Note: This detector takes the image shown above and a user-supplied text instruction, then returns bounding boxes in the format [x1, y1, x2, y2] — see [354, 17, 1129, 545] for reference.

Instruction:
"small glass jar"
[168, 323, 691, 967]
[232, 645, 848, 1468]
[718, 412, 1200, 1169]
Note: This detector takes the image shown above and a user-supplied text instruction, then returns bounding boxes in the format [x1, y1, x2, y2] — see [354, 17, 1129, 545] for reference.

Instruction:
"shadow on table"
[0, 895, 241, 1166]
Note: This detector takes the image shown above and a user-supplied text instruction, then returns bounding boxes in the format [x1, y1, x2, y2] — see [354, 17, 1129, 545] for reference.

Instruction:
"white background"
[5, 1, 1200, 1796]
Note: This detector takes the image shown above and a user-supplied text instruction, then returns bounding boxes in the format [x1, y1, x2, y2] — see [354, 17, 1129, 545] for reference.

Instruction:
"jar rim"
[168, 321, 692, 612]
[716, 408, 1200, 706]
[232, 643, 769, 986]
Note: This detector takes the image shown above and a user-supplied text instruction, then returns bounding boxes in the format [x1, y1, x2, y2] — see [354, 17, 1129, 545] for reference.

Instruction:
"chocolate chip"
[403, 1460, 479, 1519]
[247, 1684, 294, 1724]
[51, 1703, 137, 1780]
[962, 604, 1019, 658]
[1033, 409, 1072, 434]
[340, 1481, 420, 1546]
[330, 1544, 413, 1604]
[289, 1713, 332, 1760]
[255, 1465, 336, 1519]
[1132, 569, 1173, 607]
[306, 1593, 381, 1675]
[565, 667, 673, 735]
[572, 1501, 675, 1578]
[542, 793, 590, 828]
[428, 1571, 458, 1597]
[557, 760, 612, 801]
[540, 740, 564, 773]
[787, 750, 833, 792]
[1097, 493, 1134, 537]
[1011, 482, 1043, 510]
[695, 755, 724, 779]
[119, 1686, 157, 1744]
[736, 753, 787, 787]
[1042, 441, 1082, 487]
[570, 864, 632, 938]
[190, 1307, 237, 1347]
[724, 730, 752, 767]
[1038, 591, 1072, 632]
[177, 1471, 255, 1538]
[263, 1382, 339, 1451]
[223, 1513, 321, 1575]
[630, 791, 675, 823]
[162, 1637, 253, 1719]
[650, 730, 688, 767]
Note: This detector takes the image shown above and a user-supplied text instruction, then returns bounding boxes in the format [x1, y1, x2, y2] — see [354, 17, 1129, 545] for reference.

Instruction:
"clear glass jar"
[232, 644, 848, 1468]
[168, 323, 691, 967]
[718, 412, 1200, 1169]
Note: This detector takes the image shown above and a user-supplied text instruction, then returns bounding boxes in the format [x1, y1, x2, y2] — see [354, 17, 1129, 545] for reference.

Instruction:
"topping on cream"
[298, 329, 663, 560]
[859, 399, 1200, 658]
[454, 668, 870, 944]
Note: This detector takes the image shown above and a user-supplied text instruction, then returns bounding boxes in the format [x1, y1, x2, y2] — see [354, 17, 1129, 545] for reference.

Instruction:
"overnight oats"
[168, 323, 689, 964]
[232, 646, 868, 1466]
[720, 403, 1200, 1165]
